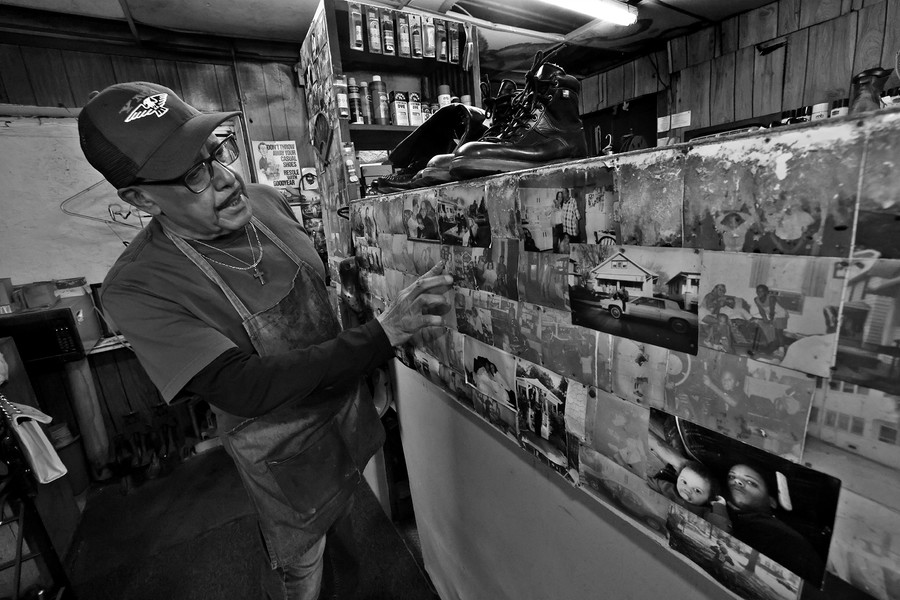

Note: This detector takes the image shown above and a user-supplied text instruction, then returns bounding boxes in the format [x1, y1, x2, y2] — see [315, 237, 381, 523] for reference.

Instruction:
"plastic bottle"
[437, 84, 452, 108]
[370, 75, 390, 125]
[360, 81, 373, 124]
[348, 77, 363, 124]
[334, 75, 350, 119]
[830, 99, 849, 118]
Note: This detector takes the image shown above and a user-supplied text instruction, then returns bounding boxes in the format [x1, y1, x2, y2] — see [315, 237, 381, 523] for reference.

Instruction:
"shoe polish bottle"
[334, 75, 350, 120]
[360, 81, 373, 124]
[348, 78, 363, 124]
[370, 75, 390, 125]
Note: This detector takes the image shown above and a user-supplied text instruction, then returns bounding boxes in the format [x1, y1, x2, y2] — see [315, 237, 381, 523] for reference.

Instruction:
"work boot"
[450, 58, 587, 179]
[406, 79, 522, 187]
[849, 67, 891, 114]
[374, 103, 487, 193]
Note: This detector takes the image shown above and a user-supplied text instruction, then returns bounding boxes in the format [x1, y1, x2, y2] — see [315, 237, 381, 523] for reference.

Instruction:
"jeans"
[262, 500, 359, 600]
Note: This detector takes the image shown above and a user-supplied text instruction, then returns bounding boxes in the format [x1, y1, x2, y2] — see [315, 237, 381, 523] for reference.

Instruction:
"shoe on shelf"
[450, 54, 588, 180]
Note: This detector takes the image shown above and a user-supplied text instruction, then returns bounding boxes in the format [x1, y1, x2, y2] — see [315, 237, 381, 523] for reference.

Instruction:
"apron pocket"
[266, 421, 360, 534]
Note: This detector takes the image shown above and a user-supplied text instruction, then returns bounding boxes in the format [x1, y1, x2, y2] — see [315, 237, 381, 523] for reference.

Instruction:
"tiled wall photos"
[345, 109, 900, 600]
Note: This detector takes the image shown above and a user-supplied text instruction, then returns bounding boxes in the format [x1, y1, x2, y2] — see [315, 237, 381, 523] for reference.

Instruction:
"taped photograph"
[409, 241, 439, 275]
[666, 505, 802, 600]
[374, 195, 406, 235]
[439, 180, 491, 247]
[857, 117, 900, 259]
[584, 386, 650, 478]
[464, 336, 516, 408]
[610, 336, 668, 409]
[515, 358, 573, 480]
[700, 252, 843, 377]
[540, 308, 599, 387]
[474, 390, 519, 444]
[517, 169, 587, 252]
[826, 489, 900, 600]
[485, 176, 519, 239]
[454, 288, 493, 345]
[614, 148, 684, 247]
[570, 245, 700, 354]
[579, 445, 669, 538]
[649, 408, 840, 585]
[448, 245, 487, 289]
[832, 254, 900, 395]
[804, 379, 900, 512]
[403, 188, 442, 242]
[518, 250, 570, 311]
[486, 238, 519, 299]
[664, 347, 814, 460]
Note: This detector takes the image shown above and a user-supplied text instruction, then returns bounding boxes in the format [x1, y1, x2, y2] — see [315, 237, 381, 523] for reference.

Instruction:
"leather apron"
[165, 217, 385, 569]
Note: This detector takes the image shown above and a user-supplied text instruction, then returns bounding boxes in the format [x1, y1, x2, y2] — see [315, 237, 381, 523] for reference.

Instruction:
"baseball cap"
[78, 82, 241, 188]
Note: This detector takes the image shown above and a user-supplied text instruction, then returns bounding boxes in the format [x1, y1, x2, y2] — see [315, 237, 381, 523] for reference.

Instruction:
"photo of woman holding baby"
[647, 409, 839, 587]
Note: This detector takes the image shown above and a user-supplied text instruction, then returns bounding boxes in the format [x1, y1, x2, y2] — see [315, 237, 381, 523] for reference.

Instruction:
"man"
[561, 188, 581, 243]
[78, 82, 451, 600]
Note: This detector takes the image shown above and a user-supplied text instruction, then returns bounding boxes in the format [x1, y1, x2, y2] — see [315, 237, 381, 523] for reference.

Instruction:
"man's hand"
[377, 262, 453, 346]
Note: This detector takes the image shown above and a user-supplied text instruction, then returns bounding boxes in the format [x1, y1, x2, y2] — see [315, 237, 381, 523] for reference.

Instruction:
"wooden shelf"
[349, 123, 417, 151]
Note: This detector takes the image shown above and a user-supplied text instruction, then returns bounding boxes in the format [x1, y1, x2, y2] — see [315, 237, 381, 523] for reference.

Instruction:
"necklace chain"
[190, 223, 266, 284]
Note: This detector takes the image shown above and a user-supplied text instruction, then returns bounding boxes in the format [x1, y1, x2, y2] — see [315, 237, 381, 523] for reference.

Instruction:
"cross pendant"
[253, 267, 266, 285]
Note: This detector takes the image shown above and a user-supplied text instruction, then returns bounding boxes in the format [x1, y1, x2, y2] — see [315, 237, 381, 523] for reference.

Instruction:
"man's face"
[138, 135, 250, 239]
[727, 465, 771, 511]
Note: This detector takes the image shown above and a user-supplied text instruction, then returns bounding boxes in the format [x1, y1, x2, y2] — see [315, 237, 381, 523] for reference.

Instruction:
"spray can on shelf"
[360, 81, 373, 124]
[348, 77, 363, 124]
[334, 75, 350, 119]
[437, 84, 452, 108]
[370, 75, 390, 125]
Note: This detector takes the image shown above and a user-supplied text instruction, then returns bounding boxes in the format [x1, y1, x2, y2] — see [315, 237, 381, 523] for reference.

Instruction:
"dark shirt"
[728, 507, 824, 582]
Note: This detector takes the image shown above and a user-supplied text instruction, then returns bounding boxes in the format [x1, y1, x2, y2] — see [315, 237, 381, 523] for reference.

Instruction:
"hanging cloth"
[0, 393, 67, 484]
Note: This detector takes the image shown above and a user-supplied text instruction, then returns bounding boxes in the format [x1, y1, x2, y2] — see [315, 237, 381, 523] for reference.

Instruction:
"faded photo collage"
[346, 117, 900, 600]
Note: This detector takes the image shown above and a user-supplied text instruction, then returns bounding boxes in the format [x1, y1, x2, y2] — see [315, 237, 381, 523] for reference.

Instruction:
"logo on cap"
[124, 93, 169, 123]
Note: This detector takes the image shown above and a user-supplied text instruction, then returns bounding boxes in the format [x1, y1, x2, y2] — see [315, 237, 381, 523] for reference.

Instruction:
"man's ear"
[117, 186, 162, 216]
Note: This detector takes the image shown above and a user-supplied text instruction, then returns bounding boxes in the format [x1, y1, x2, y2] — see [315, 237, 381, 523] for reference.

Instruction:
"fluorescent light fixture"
[545, 0, 638, 26]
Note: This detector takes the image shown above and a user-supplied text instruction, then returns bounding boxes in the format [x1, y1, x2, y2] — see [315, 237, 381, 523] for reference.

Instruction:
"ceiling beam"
[117, 0, 142, 45]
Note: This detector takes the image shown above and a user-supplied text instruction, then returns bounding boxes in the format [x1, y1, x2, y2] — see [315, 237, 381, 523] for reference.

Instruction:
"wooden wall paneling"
[61, 51, 117, 107]
[633, 55, 659, 98]
[753, 38, 786, 115]
[803, 12, 859, 104]
[686, 62, 711, 129]
[262, 62, 291, 140]
[215, 64, 240, 111]
[581, 74, 600, 114]
[778, 0, 802, 36]
[154, 59, 184, 98]
[176, 61, 224, 112]
[710, 53, 736, 125]
[20, 47, 75, 108]
[235, 61, 275, 142]
[799, 0, 843, 28]
[597, 71, 608, 109]
[651, 51, 671, 89]
[853, 1, 887, 74]
[735, 46, 756, 120]
[782, 28, 810, 108]
[110, 55, 160, 84]
[606, 65, 625, 107]
[621, 60, 635, 102]
[739, 4, 779, 48]
[718, 16, 739, 55]
[668, 37, 688, 73]
[686, 26, 716, 66]
[882, 0, 900, 80]
[273, 64, 315, 168]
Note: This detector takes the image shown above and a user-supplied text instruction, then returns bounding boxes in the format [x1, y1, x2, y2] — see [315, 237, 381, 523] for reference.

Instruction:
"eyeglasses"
[137, 134, 240, 194]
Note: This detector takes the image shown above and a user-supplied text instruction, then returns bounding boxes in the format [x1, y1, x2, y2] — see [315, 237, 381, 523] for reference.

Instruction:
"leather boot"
[849, 67, 891, 114]
[450, 59, 587, 179]
[374, 103, 487, 193]
[412, 79, 521, 186]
